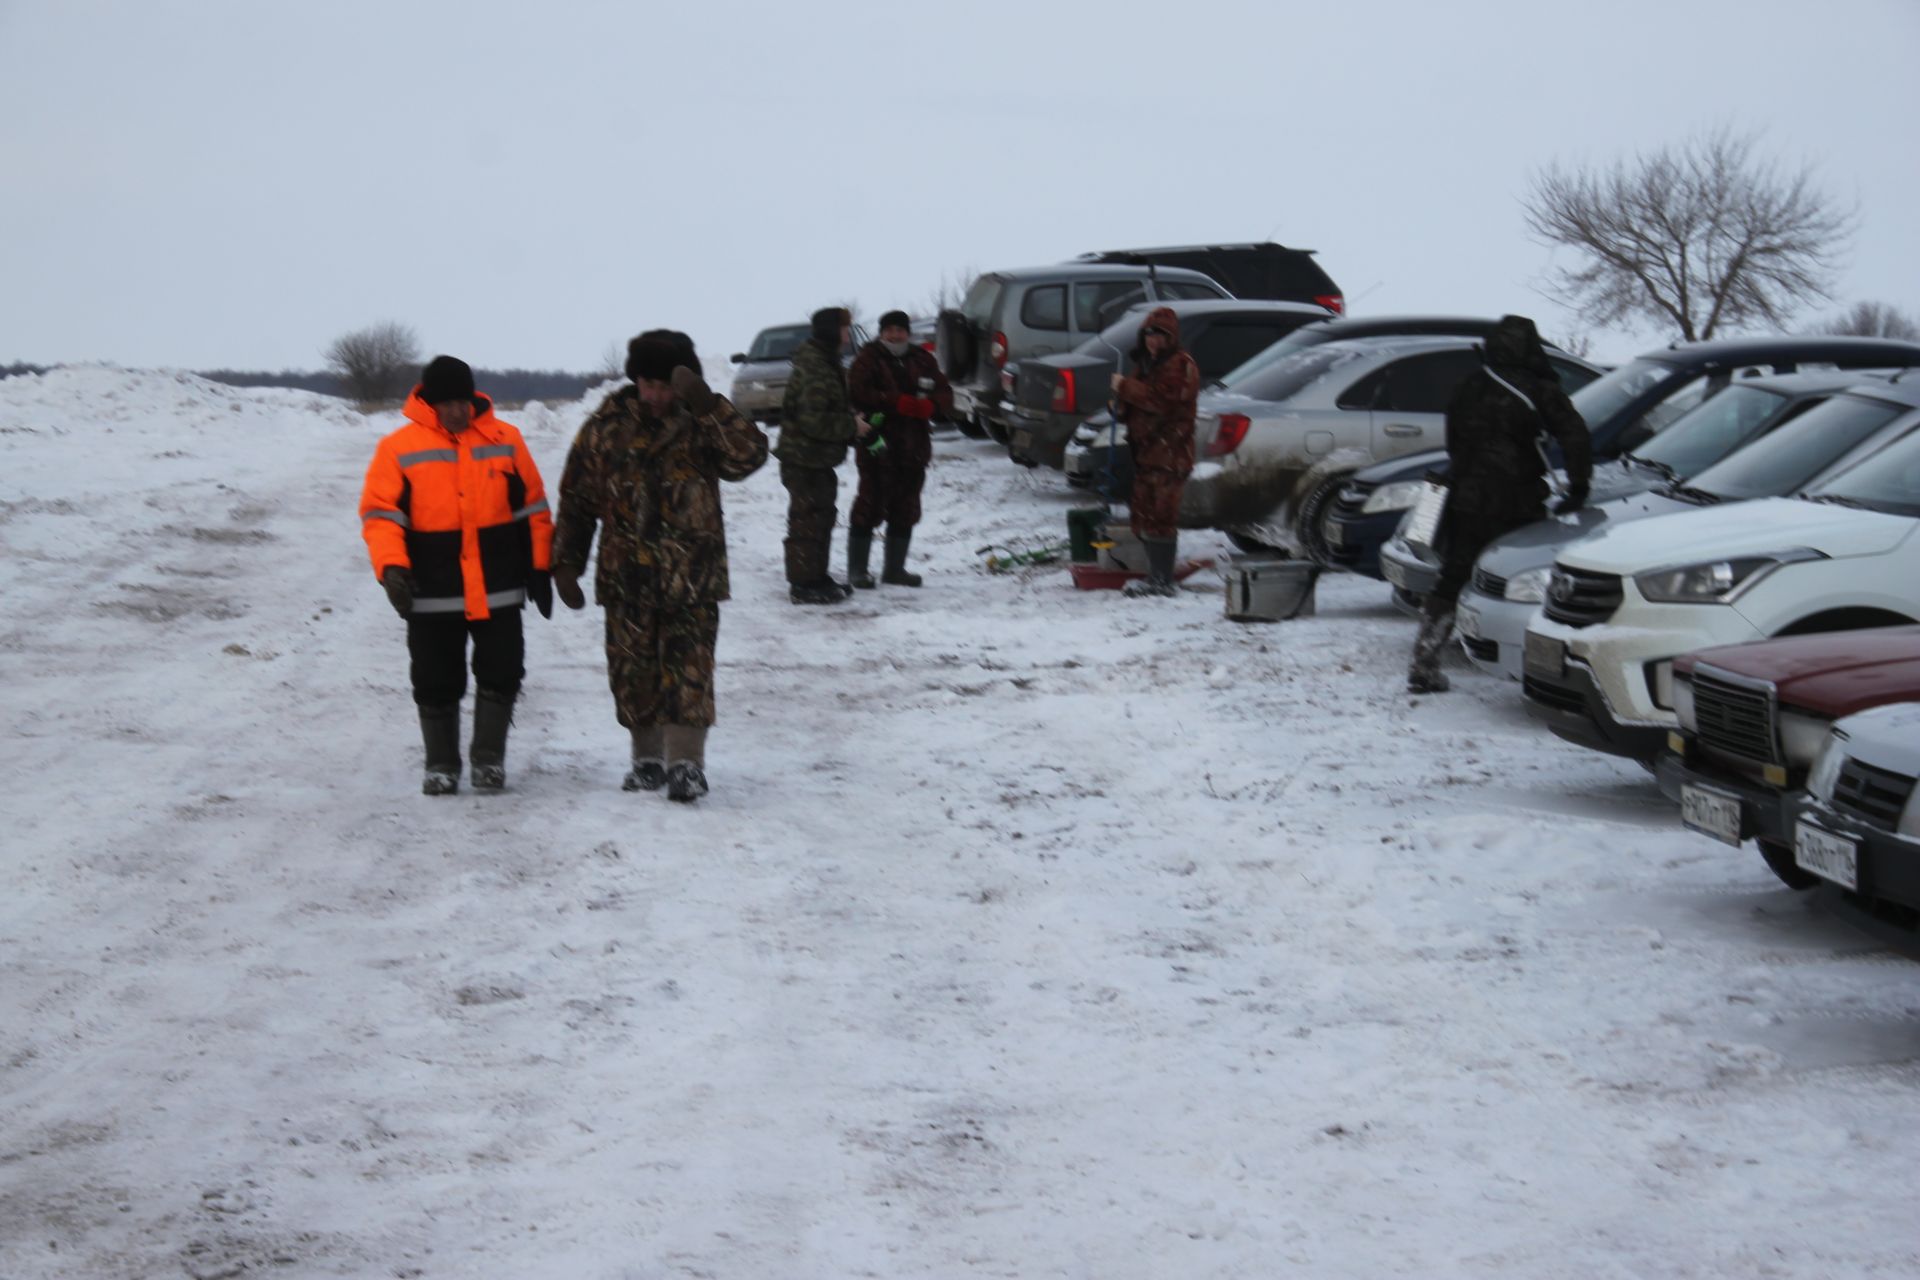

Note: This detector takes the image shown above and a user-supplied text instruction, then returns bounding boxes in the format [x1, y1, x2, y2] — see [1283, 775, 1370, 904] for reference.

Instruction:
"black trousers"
[1431, 503, 1542, 609]
[406, 607, 525, 707]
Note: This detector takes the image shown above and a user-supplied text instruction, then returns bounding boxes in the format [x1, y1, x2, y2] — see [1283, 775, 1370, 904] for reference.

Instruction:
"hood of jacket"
[402, 388, 498, 434]
[1484, 314, 1554, 378]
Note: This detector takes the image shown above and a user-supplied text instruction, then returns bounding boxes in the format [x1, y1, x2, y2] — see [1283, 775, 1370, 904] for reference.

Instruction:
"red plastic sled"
[1068, 558, 1214, 591]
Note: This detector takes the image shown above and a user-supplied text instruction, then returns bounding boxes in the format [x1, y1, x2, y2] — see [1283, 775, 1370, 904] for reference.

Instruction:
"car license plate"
[1404, 481, 1448, 548]
[1325, 520, 1345, 548]
[1457, 604, 1482, 641]
[1011, 428, 1032, 454]
[1381, 557, 1406, 588]
[1523, 631, 1564, 680]
[1679, 783, 1743, 846]
[1795, 821, 1859, 891]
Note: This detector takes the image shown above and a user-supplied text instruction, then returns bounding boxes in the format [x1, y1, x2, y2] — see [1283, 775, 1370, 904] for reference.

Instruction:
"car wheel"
[1227, 530, 1287, 556]
[1294, 472, 1348, 568]
[986, 417, 1011, 446]
[1757, 839, 1820, 890]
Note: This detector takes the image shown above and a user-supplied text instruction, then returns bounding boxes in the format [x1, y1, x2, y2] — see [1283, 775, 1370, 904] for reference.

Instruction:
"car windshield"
[1569, 356, 1687, 432]
[747, 325, 810, 361]
[1806, 418, 1920, 517]
[1628, 384, 1787, 479]
[1217, 344, 1365, 403]
[1687, 393, 1910, 501]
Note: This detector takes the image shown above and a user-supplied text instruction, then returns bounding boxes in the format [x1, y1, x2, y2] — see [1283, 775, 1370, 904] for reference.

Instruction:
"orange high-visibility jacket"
[359, 390, 554, 620]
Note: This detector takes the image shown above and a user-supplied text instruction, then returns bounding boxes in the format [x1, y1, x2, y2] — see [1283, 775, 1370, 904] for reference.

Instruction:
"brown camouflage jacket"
[1115, 306, 1201, 475]
[848, 341, 955, 426]
[553, 385, 768, 607]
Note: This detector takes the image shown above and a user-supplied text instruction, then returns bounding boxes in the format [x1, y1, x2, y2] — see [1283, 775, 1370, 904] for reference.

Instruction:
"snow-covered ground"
[2, 368, 1916, 1280]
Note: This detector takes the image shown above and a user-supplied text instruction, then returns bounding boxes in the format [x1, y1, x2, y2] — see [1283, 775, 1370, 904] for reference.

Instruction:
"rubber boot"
[419, 703, 461, 795]
[623, 725, 667, 792]
[881, 528, 922, 587]
[847, 529, 876, 590]
[663, 725, 709, 803]
[1124, 538, 1178, 597]
[1407, 605, 1455, 694]
[469, 689, 514, 790]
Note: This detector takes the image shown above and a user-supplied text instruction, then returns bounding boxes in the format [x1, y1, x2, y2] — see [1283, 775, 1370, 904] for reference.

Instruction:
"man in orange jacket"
[359, 355, 554, 794]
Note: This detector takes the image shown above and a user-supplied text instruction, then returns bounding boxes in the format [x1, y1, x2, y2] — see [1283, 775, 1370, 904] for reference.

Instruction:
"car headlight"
[1634, 549, 1824, 604]
[1778, 708, 1834, 768]
[1505, 567, 1552, 603]
[1805, 727, 1849, 802]
[1673, 674, 1695, 728]
[1361, 481, 1426, 516]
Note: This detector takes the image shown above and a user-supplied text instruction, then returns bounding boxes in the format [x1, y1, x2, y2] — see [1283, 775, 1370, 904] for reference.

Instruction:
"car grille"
[1831, 759, 1916, 832]
[1464, 636, 1500, 663]
[1692, 670, 1778, 765]
[1524, 675, 1585, 714]
[1472, 568, 1508, 599]
[1542, 567, 1623, 627]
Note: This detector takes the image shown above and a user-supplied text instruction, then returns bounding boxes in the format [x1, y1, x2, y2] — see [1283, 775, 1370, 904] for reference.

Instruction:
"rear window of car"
[1221, 344, 1363, 402]
[747, 325, 810, 360]
[1185, 320, 1319, 381]
[1021, 285, 1070, 331]
[1690, 394, 1910, 500]
[1156, 280, 1228, 301]
[1076, 280, 1148, 332]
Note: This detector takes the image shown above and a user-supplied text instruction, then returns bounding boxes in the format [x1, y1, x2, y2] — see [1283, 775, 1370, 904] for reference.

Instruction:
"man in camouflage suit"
[775, 306, 861, 605]
[1111, 307, 1201, 598]
[552, 331, 768, 801]
[845, 309, 954, 588]
[1408, 314, 1591, 694]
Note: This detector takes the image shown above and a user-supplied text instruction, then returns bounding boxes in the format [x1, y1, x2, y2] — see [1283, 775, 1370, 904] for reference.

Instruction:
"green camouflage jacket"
[773, 338, 855, 470]
[553, 385, 768, 607]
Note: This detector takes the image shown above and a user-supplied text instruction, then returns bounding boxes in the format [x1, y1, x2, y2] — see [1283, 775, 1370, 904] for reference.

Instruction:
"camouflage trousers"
[1129, 466, 1188, 540]
[780, 461, 838, 584]
[602, 601, 721, 729]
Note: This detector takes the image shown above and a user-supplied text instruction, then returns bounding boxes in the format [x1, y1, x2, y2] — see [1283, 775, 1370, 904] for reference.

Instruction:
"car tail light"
[1001, 367, 1017, 395]
[1314, 294, 1344, 315]
[1051, 369, 1077, 413]
[920, 340, 935, 351]
[989, 332, 1008, 368]
[1208, 413, 1251, 457]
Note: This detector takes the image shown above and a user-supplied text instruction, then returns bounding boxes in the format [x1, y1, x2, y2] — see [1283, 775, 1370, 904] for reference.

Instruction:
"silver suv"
[936, 263, 1229, 442]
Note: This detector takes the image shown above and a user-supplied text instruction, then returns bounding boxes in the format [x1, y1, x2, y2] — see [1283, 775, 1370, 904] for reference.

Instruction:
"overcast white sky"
[2, 0, 1916, 373]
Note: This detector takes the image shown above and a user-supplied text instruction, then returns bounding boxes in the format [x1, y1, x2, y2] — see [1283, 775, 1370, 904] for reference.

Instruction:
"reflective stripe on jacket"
[358, 390, 554, 620]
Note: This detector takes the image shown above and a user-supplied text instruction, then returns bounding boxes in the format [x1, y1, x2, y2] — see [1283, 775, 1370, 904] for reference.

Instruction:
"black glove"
[380, 566, 413, 618]
[526, 569, 553, 619]
[1553, 484, 1589, 516]
[671, 365, 718, 416]
[554, 566, 587, 611]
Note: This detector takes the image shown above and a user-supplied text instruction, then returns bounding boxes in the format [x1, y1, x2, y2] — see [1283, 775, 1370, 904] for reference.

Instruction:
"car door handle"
[1383, 423, 1423, 437]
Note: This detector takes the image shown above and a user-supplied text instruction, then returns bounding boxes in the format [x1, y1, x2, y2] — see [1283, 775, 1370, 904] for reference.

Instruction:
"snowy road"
[2, 370, 1917, 1279]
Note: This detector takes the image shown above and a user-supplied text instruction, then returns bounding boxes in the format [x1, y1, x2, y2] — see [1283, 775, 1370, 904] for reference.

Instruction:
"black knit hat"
[877, 309, 911, 333]
[419, 355, 477, 407]
[811, 307, 850, 346]
[624, 335, 681, 384]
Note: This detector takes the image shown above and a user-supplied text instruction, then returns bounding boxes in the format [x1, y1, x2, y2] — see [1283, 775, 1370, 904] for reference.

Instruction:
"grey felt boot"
[419, 703, 461, 795]
[469, 689, 515, 791]
[1408, 606, 1455, 694]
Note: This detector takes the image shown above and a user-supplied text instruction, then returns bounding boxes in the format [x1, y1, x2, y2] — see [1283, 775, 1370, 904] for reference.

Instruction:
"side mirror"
[730, 353, 747, 364]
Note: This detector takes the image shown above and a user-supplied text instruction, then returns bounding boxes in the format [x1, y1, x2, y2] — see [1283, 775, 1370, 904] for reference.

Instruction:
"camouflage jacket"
[553, 385, 768, 607]
[774, 338, 854, 470]
[848, 341, 955, 427]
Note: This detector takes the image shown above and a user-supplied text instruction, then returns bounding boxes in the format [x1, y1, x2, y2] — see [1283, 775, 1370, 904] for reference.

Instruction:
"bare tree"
[595, 340, 627, 382]
[324, 321, 421, 406]
[1523, 129, 1856, 341]
[921, 264, 980, 317]
[1820, 300, 1920, 342]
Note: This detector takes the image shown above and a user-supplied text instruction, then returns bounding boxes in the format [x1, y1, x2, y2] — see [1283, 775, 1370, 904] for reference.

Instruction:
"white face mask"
[881, 338, 911, 357]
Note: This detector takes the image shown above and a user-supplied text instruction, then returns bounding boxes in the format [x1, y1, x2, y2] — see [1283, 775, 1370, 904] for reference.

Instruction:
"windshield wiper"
[1626, 454, 1678, 483]
[1807, 493, 1877, 510]
[1663, 483, 1723, 505]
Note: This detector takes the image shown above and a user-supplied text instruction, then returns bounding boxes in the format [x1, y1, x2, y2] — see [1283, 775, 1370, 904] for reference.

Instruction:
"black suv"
[1077, 242, 1342, 313]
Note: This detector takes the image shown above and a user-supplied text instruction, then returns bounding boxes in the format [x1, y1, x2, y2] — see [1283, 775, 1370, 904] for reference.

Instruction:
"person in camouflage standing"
[1110, 306, 1201, 598]
[775, 306, 861, 605]
[1407, 314, 1590, 694]
[845, 310, 953, 589]
[551, 331, 768, 801]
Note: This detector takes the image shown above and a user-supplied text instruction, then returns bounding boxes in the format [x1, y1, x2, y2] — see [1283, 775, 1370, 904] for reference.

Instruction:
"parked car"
[1322, 337, 1920, 581]
[1006, 299, 1330, 470]
[1795, 702, 1920, 944]
[1458, 375, 1920, 679]
[1075, 242, 1342, 313]
[1654, 626, 1920, 889]
[1161, 336, 1599, 542]
[1520, 420, 1920, 763]
[936, 263, 1229, 443]
[729, 321, 869, 425]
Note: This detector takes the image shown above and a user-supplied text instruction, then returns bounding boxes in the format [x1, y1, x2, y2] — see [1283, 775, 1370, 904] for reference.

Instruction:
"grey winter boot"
[663, 725, 709, 803]
[847, 529, 877, 590]
[623, 725, 667, 792]
[1407, 605, 1455, 694]
[469, 688, 515, 791]
[1124, 538, 1178, 597]
[419, 703, 461, 795]
[881, 529, 922, 587]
